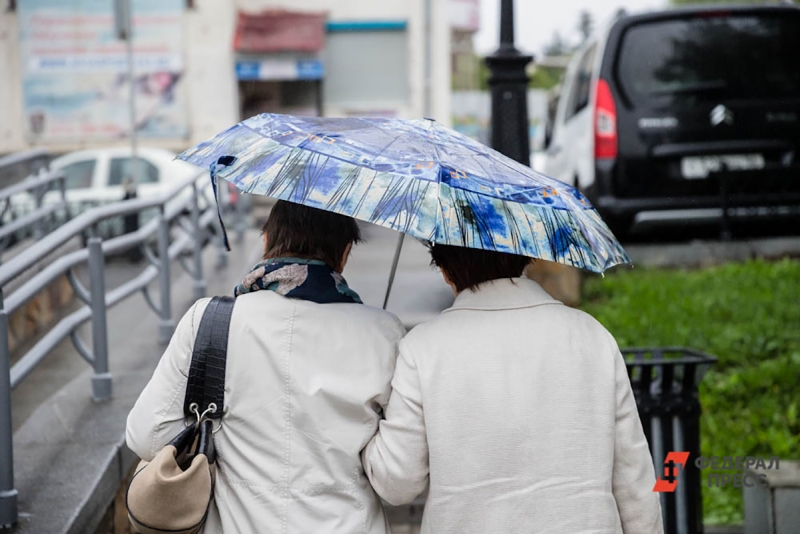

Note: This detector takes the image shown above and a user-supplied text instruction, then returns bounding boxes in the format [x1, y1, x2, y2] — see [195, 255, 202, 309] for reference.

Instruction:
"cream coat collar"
[442, 277, 561, 313]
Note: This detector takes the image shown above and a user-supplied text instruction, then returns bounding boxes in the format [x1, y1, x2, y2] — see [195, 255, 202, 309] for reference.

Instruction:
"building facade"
[0, 0, 452, 155]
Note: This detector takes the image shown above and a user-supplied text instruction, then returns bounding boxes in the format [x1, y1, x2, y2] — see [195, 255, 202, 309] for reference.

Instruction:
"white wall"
[183, 0, 240, 146]
[0, 12, 26, 154]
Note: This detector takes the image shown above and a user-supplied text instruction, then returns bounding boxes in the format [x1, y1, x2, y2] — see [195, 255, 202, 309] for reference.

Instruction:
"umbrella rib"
[501, 201, 521, 252]
[519, 207, 541, 258]
[354, 170, 378, 215]
[371, 175, 405, 224]
[367, 126, 417, 167]
[267, 148, 299, 197]
[471, 156, 495, 183]
[325, 165, 361, 212]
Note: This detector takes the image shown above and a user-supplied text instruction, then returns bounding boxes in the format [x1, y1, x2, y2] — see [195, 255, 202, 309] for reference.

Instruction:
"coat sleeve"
[609, 335, 665, 534]
[126, 298, 211, 461]
[361, 337, 429, 506]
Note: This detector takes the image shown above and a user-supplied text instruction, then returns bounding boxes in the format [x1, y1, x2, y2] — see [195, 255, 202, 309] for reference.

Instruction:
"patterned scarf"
[234, 257, 362, 304]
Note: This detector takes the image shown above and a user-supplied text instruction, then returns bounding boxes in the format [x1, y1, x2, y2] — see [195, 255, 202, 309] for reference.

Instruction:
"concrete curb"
[625, 237, 800, 269]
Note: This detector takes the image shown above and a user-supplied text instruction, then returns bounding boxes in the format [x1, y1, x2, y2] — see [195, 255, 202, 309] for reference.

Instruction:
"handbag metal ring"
[199, 403, 217, 422]
[200, 403, 225, 433]
[188, 402, 224, 432]
[188, 402, 200, 426]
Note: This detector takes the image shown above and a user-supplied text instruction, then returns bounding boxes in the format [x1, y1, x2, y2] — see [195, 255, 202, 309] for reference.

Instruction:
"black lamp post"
[485, 0, 533, 166]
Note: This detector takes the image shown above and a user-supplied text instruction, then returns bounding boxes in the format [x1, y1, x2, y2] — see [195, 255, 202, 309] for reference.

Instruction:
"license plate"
[680, 154, 765, 179]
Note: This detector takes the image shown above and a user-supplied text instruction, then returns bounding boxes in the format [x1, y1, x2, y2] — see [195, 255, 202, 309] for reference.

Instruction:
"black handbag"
[126, 296, 235, 534]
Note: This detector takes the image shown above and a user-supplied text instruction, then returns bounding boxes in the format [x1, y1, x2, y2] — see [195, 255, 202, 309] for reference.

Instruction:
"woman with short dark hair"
[362, 244, 663, 534]
[127, 200, 405, 533]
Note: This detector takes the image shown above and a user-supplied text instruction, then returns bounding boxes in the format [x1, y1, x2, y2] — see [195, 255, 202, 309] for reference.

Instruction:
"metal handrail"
[0, 149, 50, 171]
[0, 168, 226, 528]
[0, 169, 64, 201]
[0, 171, 208, 288]
[9, 209, 216, 388]
[0, 169, 68, 253]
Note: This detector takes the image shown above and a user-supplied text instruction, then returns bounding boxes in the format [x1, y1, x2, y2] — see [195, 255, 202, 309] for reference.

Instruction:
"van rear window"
[616, 13, 800, 106]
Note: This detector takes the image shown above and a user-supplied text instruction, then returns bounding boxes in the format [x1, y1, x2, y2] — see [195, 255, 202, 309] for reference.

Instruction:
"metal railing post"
[0, 291, 18, 528]
[191, 184, 206, 300]
[32, 171, 45, 241]
[59, 174, 70, 223]
[157, 213, 174, 343]
[87, 238, 112, 401]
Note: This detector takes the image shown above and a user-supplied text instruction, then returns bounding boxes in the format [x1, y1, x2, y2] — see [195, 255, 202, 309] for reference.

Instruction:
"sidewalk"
[345, 222, 454, 329]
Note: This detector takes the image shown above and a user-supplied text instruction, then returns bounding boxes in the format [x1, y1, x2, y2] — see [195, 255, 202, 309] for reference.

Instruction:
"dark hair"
[262, 200, 362, 270]
[428, 244, 531, 293]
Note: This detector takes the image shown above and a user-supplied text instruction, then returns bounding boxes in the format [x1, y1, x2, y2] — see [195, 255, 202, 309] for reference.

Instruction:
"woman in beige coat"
[362, 245, 664, 534]
[127, 201, 405, 533]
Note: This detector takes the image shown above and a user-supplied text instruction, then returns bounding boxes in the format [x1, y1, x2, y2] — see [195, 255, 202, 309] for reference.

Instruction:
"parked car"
[49, 147, 205, 212]
[5, 147, 211, 240]
[544, 4, 800, 237]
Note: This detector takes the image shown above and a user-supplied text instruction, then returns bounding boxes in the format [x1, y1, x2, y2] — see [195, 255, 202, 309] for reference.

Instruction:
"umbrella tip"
[423, 117, 435, 122]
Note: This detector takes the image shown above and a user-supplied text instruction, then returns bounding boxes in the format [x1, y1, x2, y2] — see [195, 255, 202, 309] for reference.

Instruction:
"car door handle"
[547, 145, 562, 156]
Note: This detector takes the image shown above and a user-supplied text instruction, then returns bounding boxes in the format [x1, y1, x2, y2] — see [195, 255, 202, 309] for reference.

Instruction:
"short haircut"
[262, 200, 362, 269]
[428, 244, 531, 293]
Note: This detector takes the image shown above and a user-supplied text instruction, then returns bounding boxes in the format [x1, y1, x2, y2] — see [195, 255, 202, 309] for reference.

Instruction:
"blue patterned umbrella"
[177, 113, 630, 274]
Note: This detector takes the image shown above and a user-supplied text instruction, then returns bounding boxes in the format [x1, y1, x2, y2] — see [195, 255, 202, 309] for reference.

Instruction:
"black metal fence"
[624, 347, 717, 534]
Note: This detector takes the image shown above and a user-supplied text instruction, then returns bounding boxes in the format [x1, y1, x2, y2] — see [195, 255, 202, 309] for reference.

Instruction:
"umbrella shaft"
[382, 233, 405, 310]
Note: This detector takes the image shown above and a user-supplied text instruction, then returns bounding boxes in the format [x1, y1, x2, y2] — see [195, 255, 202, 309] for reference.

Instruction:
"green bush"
[581, 258, 800, 525]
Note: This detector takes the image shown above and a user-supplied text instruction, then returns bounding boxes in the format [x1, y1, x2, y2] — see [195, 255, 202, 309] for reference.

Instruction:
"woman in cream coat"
[363, 245, 664, 534]
[127, 201, 405, 533]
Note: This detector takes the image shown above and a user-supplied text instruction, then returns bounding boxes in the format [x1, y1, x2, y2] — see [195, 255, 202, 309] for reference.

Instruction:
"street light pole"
[485, 0, 533, 166]
[125, 3, 139, 189]
[115, 0, 139, 188]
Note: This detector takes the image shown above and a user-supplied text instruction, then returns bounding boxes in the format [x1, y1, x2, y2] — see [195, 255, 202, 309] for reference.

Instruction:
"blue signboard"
[235, 58, 324, 81]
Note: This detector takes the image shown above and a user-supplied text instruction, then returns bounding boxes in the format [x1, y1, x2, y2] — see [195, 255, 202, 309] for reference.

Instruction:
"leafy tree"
[529, 66, 564, 91]
[543, 31, 570, 57]
[578, 10, 594, 43]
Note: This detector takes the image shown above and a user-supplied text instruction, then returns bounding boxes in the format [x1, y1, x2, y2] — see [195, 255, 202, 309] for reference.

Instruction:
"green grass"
[580, 258, 800, 525]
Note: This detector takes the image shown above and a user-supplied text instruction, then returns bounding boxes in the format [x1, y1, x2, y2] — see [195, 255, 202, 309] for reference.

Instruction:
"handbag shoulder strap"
[183, 296, 235, 421]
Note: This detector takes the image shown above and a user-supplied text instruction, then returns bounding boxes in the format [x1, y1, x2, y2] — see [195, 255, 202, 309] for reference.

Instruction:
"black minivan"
[545, 4, 800, 236]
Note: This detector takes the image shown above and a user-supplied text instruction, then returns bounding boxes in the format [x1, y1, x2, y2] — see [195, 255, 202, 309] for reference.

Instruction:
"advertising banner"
[18, 0, 187, 142]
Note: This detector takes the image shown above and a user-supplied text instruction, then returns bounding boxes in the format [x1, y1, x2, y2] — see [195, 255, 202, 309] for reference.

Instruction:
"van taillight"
[594, 79, 618, 159]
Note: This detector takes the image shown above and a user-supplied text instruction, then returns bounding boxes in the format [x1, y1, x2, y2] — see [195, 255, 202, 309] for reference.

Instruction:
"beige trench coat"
[363, 278, 664, 534]
[127, 291, 405, 533]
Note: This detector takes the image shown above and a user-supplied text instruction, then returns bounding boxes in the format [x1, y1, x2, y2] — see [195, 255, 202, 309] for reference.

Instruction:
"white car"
[49, 147, 206, 214]
[4, 147, 212, 240]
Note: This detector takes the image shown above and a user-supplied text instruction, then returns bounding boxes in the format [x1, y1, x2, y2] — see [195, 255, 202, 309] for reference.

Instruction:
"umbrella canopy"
[178, 113, 630, 273]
